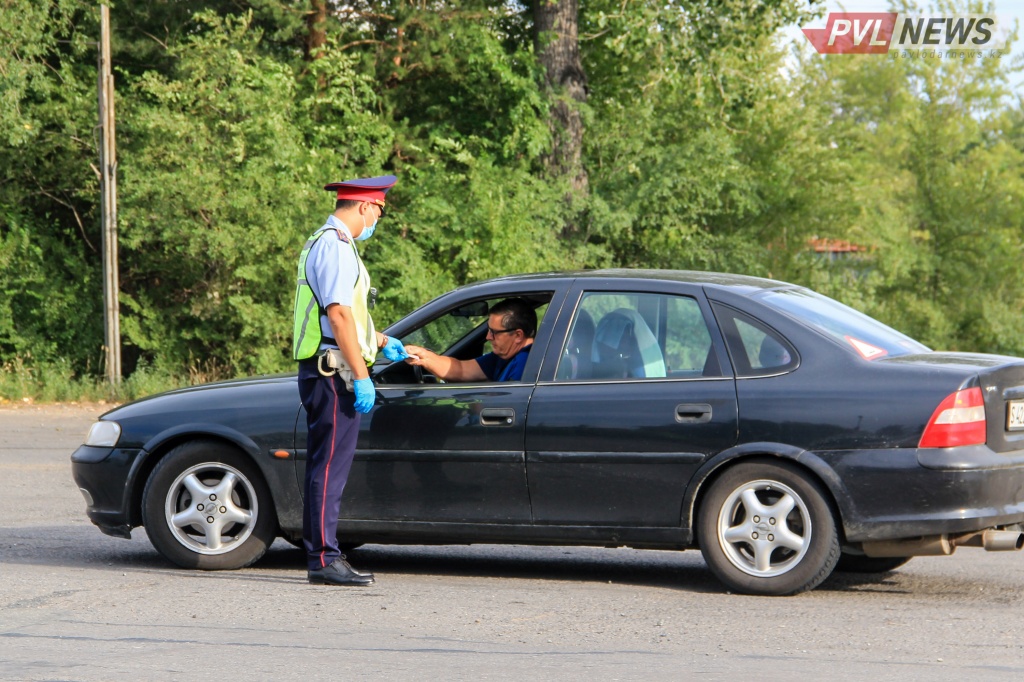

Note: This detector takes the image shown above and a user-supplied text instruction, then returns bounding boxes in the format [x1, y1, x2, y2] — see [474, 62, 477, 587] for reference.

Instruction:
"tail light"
[919, 387, 987, 448]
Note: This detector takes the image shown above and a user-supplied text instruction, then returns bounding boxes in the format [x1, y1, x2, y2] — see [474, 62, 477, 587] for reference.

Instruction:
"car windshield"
[757, 287, 929, 360]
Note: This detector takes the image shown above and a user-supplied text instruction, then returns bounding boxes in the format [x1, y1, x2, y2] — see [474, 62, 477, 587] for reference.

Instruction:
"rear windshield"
[756, 288, 929, 360]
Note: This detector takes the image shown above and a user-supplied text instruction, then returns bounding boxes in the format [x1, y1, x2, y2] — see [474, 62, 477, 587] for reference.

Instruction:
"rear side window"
[713, 303, 798, 377]
[555, 291, 718, 381]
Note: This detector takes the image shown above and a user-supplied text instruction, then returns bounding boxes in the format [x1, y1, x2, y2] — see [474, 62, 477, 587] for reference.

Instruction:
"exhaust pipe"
[981, 530, 1024, 551]
[862, 530, 1024, 557]
[862, 535, 954, 558]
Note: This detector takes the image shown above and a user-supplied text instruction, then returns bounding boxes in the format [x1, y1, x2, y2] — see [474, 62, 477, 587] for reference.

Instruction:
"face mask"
[356, 212, 377, 241]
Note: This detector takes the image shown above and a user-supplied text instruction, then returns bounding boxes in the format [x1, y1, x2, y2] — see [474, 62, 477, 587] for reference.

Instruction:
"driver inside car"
[403, 298, 536, 382]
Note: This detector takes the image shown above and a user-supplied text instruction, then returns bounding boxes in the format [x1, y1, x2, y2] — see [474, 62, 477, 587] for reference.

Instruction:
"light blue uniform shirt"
[304, 215, 360, 350]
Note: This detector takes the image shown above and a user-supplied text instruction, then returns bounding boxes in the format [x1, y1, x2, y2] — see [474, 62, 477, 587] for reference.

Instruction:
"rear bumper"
[70, 445, 144, 537]
[814, 446, 1024, 542]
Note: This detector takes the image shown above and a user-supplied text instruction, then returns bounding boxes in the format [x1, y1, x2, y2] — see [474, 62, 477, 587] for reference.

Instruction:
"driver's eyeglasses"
[487, 327, 518, 337]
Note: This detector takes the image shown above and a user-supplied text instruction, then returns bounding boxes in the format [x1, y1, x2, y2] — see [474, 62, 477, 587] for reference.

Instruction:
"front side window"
[401, 307, 483, 354]
[401, 296, 550, 357]
[555, 292, 716, 381]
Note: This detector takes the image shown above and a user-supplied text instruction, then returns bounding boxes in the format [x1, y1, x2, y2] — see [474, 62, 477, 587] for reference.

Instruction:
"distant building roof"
[808, 237, 866, 254]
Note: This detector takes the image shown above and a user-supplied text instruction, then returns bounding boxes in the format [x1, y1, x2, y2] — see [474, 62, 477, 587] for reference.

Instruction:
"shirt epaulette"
[329, 228, 350, 244]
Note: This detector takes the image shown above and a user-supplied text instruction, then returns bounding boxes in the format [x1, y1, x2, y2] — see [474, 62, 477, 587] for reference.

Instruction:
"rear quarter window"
[712, 303, 798, 377]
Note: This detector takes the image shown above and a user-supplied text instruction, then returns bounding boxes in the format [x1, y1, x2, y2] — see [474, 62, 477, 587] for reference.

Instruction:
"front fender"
[122, 424, 266, 527]
[140, 423, 262, 460]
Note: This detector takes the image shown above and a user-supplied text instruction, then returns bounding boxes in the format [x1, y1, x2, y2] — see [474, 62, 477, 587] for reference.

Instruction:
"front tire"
[698, 460, 839, 596]
[282, 536, 363, 553]
[142, 440, 277, 570]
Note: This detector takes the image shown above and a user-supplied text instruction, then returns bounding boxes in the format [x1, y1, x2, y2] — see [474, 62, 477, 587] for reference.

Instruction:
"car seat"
[757, 335, 791, 369]
[592, 309, 666, 379]
[557, 310, 596, 379]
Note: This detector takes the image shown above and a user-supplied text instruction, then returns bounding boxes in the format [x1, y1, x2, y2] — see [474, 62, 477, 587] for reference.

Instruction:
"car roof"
[463, 269, 794, 296]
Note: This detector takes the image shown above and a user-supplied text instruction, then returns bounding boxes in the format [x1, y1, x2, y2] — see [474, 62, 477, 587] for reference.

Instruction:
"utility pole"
[98, 4, 121, 384]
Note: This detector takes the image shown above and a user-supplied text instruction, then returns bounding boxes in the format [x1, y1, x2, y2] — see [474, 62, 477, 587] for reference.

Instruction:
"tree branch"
[139, 29, 169, 51]
[339, 39, 382, 51]
[35, 186, 96, 254]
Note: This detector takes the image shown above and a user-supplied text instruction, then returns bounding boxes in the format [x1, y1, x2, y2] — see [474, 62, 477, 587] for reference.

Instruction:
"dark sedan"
[71, 270, 1024, 595]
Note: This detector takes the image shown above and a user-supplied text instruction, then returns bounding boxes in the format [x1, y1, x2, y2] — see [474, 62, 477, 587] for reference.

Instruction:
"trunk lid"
[881, 352, 1024, 453]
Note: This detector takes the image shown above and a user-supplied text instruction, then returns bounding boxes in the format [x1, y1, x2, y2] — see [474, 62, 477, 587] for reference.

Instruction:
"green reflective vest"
[292, 227, 376, 364]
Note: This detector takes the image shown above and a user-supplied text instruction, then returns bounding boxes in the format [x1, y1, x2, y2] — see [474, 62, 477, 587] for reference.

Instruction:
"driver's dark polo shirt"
[475, 344, 531, 381]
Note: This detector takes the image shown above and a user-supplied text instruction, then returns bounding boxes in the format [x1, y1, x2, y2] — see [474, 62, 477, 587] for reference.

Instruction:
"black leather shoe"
[340, 554, 373, 578]
[308, 557, 375, 586]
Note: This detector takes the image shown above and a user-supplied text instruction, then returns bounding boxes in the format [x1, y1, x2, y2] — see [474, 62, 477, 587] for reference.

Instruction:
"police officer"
[292, 174, 408, 586]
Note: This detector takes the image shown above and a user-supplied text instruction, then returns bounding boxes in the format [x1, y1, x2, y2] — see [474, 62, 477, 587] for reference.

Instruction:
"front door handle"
[675, 403, 712, 424]
[480, 407, 516, 426]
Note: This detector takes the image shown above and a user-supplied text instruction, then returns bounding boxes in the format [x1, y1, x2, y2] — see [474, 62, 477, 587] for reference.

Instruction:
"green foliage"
[0, 0, 103, 368]
[790, 1, 1024, 354]
[2, 0, 1024, 401]
[580, 0, 831, 274]
[118, 11, 317, 374]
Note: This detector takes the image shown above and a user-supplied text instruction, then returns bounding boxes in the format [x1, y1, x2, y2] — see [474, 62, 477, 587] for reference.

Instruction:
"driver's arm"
[404, 345, 487, 382]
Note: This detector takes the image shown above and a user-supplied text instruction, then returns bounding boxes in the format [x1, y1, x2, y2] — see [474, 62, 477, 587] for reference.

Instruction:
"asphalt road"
[2, 404, 1024, 681]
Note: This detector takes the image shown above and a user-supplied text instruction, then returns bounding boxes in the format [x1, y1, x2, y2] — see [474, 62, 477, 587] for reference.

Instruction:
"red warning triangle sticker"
[845, 336, 888, 360]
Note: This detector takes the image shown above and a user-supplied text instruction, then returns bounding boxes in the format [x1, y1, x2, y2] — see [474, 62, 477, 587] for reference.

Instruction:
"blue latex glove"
[352, 377, 376, 414]
[381, 335, 410, 363]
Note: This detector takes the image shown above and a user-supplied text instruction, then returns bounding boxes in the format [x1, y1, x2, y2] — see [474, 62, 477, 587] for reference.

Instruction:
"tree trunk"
[305, 0, 327, 61]
[534, 0, 588, 197]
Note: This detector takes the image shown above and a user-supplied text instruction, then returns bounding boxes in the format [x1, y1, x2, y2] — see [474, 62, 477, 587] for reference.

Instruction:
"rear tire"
[836, 553, 911, 573]
[698, 460, 839, 596]
[142, 440, 277, 570]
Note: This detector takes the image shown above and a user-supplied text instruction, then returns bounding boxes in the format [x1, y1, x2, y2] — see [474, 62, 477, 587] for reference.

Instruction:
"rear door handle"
[675, 403, 712, 424]
[480, 407, 516, 426]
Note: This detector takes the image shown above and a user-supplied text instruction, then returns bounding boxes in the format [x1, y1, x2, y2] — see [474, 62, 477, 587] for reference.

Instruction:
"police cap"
[324, 174, 397, 205]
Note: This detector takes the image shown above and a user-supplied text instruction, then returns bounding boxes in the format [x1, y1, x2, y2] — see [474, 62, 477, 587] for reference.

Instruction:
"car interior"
[556, 293, 722, 381]
[375, 290, 742, 385]
[558, 308, 668, 380]
[374, 292, 553, 384]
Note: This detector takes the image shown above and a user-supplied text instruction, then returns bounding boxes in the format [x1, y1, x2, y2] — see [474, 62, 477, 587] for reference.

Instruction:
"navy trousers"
[297, 360, 362, 571]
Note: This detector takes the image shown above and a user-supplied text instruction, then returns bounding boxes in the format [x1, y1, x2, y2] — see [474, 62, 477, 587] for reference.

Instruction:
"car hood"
[100, 373, 298, 421]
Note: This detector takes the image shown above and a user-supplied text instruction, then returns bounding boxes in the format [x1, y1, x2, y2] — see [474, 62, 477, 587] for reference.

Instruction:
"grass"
[0, 356, 239, 406]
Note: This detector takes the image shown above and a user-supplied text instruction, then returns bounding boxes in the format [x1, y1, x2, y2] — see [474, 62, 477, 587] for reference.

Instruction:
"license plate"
[1008, 400, 1024, 431]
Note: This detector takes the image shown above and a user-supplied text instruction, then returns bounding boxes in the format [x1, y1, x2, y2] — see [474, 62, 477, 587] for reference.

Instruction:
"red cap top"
[323, 174, 397, 204]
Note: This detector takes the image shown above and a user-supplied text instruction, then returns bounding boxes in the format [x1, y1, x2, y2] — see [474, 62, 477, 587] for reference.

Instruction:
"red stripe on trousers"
[318, 376, 338, 568]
